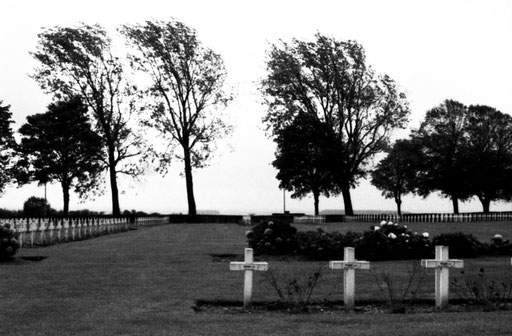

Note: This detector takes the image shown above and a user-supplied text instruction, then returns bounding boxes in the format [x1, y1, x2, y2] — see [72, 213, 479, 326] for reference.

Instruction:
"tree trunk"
[108, 146, 121, 216]
[478, 195, 491, 213]
[451, 195, 459, 214]
[61, 181, 70, 216]
[341, 183, 354, 216]
[395, 198, 402, 217]
[183, 147, 197, 215]
[313, 191, 320, 216]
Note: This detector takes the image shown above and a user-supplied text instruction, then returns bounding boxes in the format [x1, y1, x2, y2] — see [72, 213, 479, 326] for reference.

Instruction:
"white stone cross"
[329, 247, 370, 311]
[421, 245, 463, 309]
[229, 248, 268, 308]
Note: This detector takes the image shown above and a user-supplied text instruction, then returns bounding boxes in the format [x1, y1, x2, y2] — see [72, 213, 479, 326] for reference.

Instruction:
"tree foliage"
[463, 105, 512, 212]
[406, 100, 512, 213]
[22, 196, 54, 217]
[17, 97, 104, 215]
[371, 139, 422, 216]
[273, 113, 339, 215]
[412, 99, 471, 214]
[121, 19, 233, 215]
[31, 24, 143, 215]
[261, 33, 410, 215]
[0, 101, 16, 195]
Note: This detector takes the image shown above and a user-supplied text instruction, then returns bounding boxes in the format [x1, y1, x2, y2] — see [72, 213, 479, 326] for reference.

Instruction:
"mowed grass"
[0, 222, 511, 336]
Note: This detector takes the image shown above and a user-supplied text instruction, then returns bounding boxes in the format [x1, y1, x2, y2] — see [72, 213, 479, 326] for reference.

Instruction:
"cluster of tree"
[261, 34, 409, 215]
[2, 25, 509, 217]
[0, 19, 231, 215]
[261, 35, 510, 216]
[371, 99, 512, 215]
[0, 196, 109, 218]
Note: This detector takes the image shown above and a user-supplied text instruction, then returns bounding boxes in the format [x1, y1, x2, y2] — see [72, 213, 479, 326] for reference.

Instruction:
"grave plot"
[197, 244, 512, 314]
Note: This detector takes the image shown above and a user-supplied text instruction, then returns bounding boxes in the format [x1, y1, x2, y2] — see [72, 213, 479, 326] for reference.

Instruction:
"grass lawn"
[0, 222, 511, 336]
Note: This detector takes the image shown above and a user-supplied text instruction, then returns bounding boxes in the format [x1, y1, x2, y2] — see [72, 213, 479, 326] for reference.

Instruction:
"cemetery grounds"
[0, 220, 511, 336]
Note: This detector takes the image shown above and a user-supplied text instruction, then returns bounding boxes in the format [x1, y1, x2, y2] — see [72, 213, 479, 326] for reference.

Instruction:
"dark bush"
[247, 220, 510, 261]
[296, 228, 362, 260]
[23, 196, 55, 217]
[0, 224, 20, 260]
[355, 222, 433, 261]
[487, 234, 512, 256]
[432, 232, 484, 258]
[247, 220, 298, 255]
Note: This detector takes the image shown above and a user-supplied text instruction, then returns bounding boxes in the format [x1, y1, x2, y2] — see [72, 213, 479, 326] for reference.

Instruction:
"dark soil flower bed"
[0, 256, 48, 265]
[192, 299, 512, 315]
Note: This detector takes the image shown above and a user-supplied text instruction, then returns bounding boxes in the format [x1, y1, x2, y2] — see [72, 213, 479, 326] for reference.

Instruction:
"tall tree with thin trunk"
[0, 100, 17, 195]
[371, 139, 422, 216]
[121, 20, 233, 215]
[261, 33, 409, 215]
[31, 24, 143, 215]
[273, 113, 339, 215]
[17, 97, 103, 215]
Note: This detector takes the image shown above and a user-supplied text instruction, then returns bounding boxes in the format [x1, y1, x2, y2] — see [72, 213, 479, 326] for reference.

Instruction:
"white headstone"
[229, 248, 268, 308]
[421, 245, 463, 309]
[329, 247, 370, 311]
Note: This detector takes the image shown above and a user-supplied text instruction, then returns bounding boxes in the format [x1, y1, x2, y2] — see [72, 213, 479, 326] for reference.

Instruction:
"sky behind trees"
[1, 0, 511, 215]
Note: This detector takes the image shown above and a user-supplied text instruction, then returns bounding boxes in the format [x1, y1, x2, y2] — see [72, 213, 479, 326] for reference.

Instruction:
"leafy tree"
[273, 113, 339, 215]
[31, 24, 143, 215]
[371, 139, 422, 216]
[261, 33, 410, 215]
[0, 101, 17, 195]
[22, 196, 54, 217]
[121, 20, 233, 215]
[463, 105, 512, 212]
[18, 97, 104, 216]
[413, 99, 471, 214]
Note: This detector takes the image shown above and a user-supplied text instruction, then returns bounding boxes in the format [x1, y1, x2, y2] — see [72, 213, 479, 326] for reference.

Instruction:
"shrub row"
[246, 220, 512, 261]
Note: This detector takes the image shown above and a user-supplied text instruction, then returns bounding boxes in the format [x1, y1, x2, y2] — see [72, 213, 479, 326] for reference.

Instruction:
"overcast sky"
[1, 0, 511, 215]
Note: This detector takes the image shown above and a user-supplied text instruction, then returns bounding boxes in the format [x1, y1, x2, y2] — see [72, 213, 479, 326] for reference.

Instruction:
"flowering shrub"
[247, 220, 512, 261]
[247, 220, 298, 255]
[356, 221, 433, 261]
[487, 234, 512, 256]
[0, 224, 20, 260]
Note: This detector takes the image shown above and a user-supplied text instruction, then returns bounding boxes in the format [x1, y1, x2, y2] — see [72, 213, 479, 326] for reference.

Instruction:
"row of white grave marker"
[230, 246, 512, 311]
[0, 216, 168, 247]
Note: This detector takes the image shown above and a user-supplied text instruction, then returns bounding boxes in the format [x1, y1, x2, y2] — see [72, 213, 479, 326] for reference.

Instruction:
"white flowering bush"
[246, 220, 512, 261]
[488, 234, 512, 256]
[357, 222, 433, 261]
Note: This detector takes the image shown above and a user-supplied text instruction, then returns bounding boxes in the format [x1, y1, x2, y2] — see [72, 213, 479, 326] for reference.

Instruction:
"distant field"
[0, 222, 511, 336]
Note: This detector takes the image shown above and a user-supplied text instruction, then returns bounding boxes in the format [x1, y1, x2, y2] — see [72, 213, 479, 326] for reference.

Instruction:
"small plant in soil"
[451, 267, 512, 310]
[372, 261, 428, 313]
[262, 265, 324, 312]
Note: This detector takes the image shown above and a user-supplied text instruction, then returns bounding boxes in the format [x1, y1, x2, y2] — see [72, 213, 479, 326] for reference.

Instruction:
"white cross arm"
[230, 262, 269, 271]
[421, 259, 463, 269]
[329, 260, 370, 270]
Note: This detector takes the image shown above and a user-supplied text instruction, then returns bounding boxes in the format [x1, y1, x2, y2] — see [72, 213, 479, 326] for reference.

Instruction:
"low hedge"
[246, 220, 512, 261]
